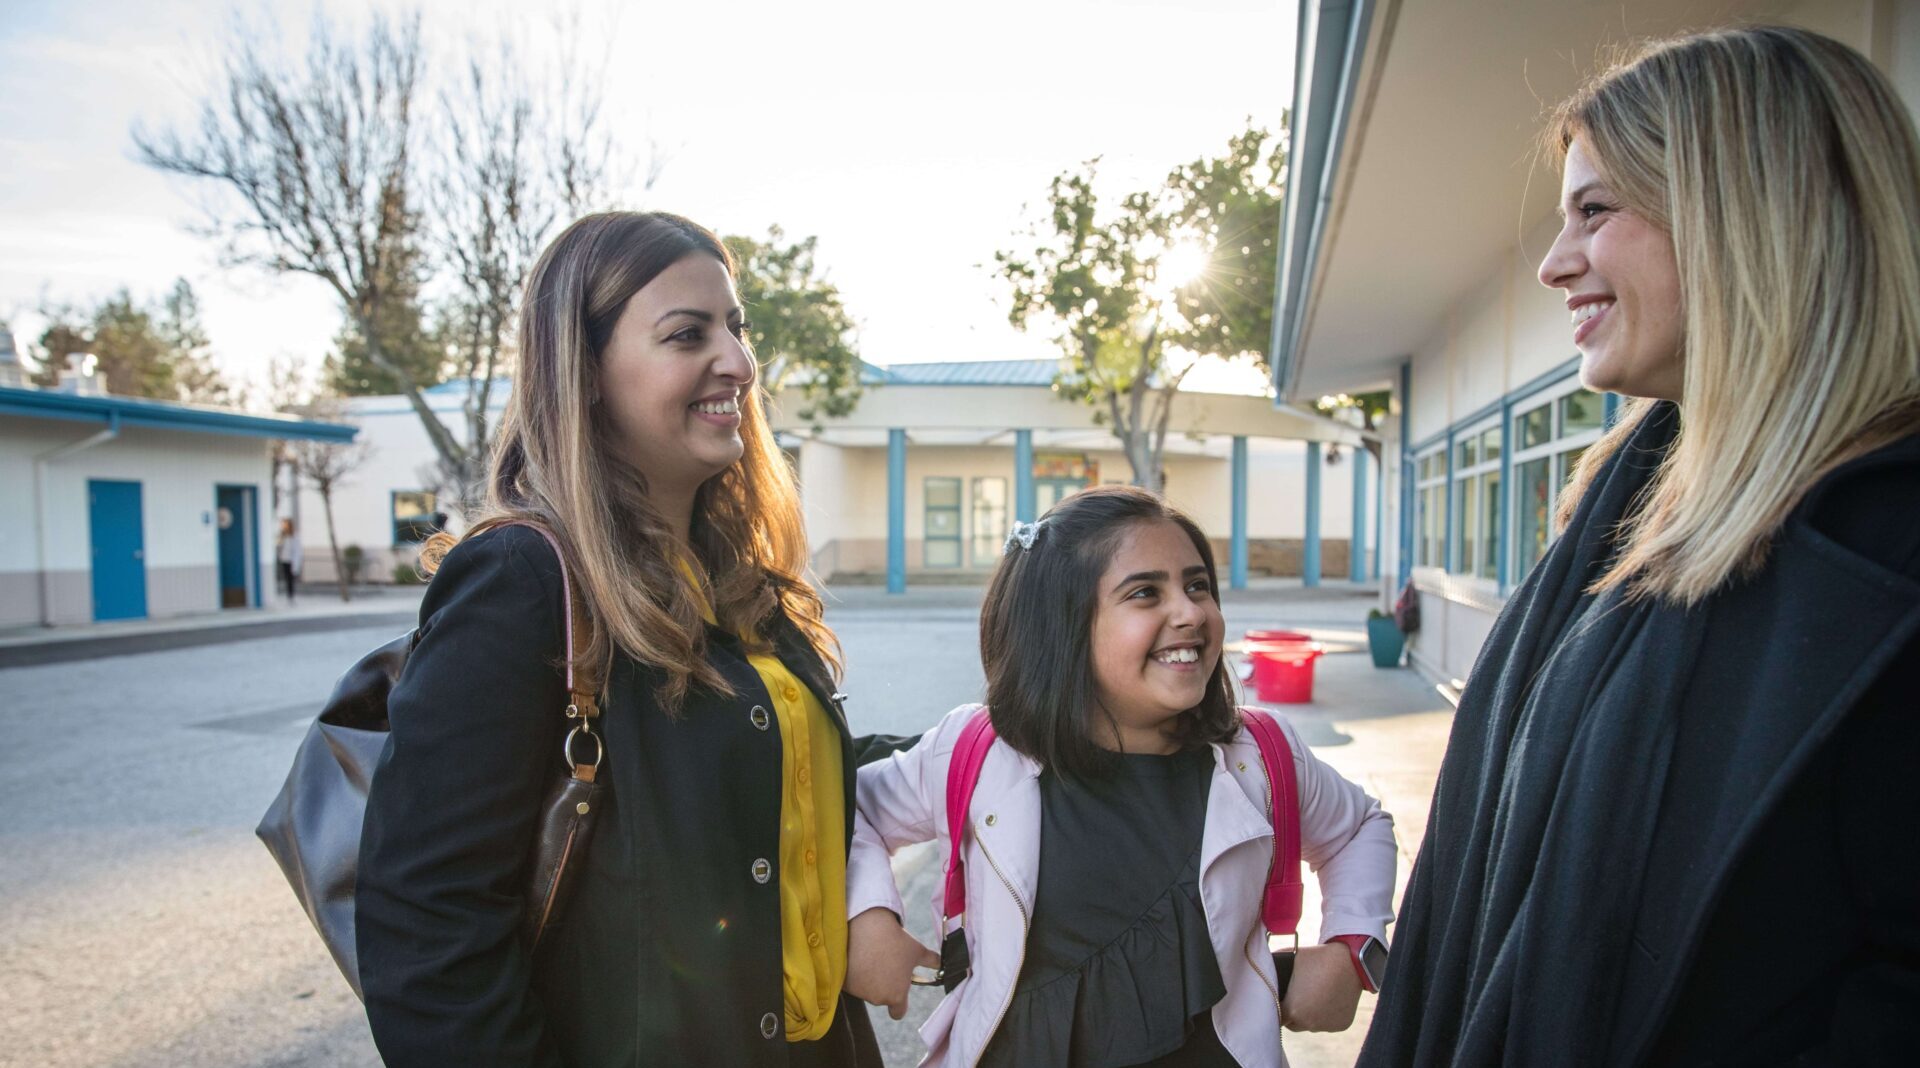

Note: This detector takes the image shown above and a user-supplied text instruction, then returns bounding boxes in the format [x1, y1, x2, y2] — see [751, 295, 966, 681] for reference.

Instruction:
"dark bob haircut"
[980, 485, 1241, 779]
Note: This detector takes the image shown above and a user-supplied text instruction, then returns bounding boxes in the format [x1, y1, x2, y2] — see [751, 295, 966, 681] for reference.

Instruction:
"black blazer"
[356, 525, 912, 1067]
[1626, 442, 1920, 1065]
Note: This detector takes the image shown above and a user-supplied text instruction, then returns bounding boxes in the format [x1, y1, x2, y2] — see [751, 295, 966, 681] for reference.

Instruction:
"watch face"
[1361, 939, 1390, 989]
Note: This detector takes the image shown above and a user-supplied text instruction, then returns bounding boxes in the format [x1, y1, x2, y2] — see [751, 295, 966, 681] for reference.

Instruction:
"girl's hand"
[845, 907, 940, 1020]
[1280, 944, 1363, 1032]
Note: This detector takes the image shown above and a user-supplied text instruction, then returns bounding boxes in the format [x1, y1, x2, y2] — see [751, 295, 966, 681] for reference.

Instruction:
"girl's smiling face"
[1087, 518, 1225, 753]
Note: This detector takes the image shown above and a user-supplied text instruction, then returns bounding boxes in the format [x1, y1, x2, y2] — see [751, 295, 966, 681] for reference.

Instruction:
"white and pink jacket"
[848, 703, 1398, 1068]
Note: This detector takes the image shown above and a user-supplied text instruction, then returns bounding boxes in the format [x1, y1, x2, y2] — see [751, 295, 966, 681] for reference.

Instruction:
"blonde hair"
[1548, 26, 1920, 605]
[424, 212, 838, 710]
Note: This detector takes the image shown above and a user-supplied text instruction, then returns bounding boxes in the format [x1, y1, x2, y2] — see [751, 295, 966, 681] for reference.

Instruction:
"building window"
[1510, 386, 1607, 581]
[1414, 449, 1446, 568]
[970, 477, 1007, 566]
[392, 491, 438, 545]
[1450, 422, 1501, 579]
[924, 477, 962, 567]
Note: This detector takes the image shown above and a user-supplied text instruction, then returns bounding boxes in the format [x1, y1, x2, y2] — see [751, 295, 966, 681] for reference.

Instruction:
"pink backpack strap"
[1241, 708, 1304, 938]
[941, 707, 998, 921]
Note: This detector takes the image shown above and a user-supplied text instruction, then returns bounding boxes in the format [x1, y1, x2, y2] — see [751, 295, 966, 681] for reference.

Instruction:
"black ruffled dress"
[977, 746, 1242, 1068]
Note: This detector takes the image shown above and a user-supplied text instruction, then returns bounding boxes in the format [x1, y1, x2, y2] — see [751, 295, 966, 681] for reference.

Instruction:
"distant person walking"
[1361, 27, 1920, 1066]
[275, 518, 301, 604]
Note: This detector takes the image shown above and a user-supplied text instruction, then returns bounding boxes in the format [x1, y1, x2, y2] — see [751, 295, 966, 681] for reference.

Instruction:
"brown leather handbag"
[256, 521, 604, 999]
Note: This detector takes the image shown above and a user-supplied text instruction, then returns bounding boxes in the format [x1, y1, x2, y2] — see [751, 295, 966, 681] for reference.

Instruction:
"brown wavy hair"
[423, 211, 838, 710]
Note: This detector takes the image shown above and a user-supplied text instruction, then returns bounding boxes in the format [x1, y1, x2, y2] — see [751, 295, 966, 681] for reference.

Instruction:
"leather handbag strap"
[1241, 708, 1303, 937]
[494, 519, 603, 780]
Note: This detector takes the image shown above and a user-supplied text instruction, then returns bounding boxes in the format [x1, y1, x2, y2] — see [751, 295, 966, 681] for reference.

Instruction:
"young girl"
[843, 486, 1396, 1067]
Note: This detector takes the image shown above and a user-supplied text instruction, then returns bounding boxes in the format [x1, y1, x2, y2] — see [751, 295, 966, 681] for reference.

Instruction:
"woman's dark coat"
[1360, 410, 1920, 1066]
[356, 525, 912, 1067]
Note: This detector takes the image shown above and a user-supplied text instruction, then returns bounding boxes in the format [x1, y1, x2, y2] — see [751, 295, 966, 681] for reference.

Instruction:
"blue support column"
[1303, 442, 1322, 587]
[1397, 362, 1415, 590]
[1372, 446, 1384, 581]
[1603, 391, 1622, 427]
[1229, 436, 1249, 591]
[1496, 400, 1514, 592]
[1442, 430, 1456, 572]
[1349, 446, 1368, 582]
[1014, 429, 1036, 523]
[887, 429, 907, 594]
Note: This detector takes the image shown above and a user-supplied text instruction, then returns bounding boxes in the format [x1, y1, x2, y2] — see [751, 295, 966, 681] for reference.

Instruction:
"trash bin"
[1247, 643, 1323, 703]
[1245, 628, 1313, 645]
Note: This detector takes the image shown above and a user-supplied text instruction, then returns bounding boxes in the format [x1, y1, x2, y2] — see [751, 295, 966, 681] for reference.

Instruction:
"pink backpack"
[926, 706, 1303, 989]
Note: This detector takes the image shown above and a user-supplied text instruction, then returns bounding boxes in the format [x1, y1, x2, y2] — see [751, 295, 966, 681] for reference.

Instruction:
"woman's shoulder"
[1800, 431, 1920, 581]
[421, 524, 567, 624]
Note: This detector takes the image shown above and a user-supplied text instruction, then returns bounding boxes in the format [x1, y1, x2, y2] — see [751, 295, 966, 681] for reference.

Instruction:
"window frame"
[969, 476, 1008, 568]
[1412, 445, 1448, 571]
[1448, 416, 1502, 580]
[922, 476, 963, 568]
[390, 490, 438, 546]
[1506, 380, 1607, 585]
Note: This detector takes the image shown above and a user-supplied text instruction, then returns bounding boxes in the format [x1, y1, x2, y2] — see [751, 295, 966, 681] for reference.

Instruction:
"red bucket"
[1247, 644, 1323, 704]
[1245, 628, 1312, 645]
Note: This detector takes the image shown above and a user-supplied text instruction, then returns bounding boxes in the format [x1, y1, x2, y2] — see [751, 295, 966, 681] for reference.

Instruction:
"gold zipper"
[1243, 923, 1287, 1041]
[969, 820, 1030, 1068]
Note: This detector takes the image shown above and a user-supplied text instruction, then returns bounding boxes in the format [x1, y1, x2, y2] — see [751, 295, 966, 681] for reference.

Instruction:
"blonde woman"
[355, 212, 907, 1067]
[1361, 27, 1920, 1066]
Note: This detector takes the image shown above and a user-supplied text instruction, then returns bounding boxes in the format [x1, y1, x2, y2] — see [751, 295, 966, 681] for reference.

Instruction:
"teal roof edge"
[0, 385, 358, 443]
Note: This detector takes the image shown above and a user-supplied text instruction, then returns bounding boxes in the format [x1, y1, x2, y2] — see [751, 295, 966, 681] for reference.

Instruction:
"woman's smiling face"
[1538, 138, 1686, 401]
[598, 253, 757, 499]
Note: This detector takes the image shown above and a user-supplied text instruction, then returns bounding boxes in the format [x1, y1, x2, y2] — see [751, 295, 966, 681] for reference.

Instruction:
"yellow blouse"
[679, 561, 848, 1041]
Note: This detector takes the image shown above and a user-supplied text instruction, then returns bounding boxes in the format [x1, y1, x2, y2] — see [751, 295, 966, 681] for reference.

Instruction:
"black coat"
[1361, 418, 1920, 1066]
[356, 525, 913, 1067]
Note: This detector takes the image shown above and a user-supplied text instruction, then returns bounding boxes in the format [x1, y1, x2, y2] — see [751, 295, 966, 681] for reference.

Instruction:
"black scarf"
[1360, 401, 1920, 1066]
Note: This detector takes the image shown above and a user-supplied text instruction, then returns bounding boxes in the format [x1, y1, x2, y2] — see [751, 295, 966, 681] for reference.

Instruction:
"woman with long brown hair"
[1360, 26, 1920, 1066]
[355, 212, 907, 1066]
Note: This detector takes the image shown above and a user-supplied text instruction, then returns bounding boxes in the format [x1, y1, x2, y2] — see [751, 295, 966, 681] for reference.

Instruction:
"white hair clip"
[1004, 519, 1046, 553]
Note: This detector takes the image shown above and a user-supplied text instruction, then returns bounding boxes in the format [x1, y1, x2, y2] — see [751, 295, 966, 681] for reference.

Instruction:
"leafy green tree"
[157, 279, 235, 406]
[724, 227, 864, 421]
[32, 280, 235, 404]
[323, 229, 443, 396]
[996, 162, 1185, 490]
[1163, 120, 1287, 362]
[995, 120, 1289, 491]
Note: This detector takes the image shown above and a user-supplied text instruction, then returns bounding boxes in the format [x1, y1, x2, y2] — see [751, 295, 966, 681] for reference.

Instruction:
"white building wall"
[1, 417, 276, 625]
[294, 394, 502, 584]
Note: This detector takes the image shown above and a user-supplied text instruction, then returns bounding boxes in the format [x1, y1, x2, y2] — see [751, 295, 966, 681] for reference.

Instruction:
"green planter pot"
[1366, 617, 1406, 668]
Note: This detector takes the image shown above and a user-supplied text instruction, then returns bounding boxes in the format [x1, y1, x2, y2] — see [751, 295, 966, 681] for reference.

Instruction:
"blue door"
[216, 485, 254, 608]
[89, 479, 148, 621]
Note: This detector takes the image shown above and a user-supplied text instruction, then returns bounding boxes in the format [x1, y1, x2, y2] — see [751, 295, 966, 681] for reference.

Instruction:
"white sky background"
[0, 0, 1295, 398]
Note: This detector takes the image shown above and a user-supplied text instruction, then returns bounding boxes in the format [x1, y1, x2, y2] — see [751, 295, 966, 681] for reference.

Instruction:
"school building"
[0, 349, 357, 627]
[300, 361, 1370, 591]
[1274, 0, 1920, 687]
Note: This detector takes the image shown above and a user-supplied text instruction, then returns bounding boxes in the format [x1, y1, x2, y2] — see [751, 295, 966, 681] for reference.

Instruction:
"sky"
[0, 0, 1295, 397]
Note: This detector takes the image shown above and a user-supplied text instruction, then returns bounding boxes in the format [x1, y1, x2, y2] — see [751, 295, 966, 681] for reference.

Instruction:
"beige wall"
[795, 439, 1364, 579]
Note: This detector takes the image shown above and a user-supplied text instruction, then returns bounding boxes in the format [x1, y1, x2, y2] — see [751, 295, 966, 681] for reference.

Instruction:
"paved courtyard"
[0, 579, 1450, 1067]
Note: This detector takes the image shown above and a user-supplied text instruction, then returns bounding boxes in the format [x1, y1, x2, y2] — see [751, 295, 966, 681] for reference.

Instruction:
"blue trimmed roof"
[863, 359, 1060, 387]
[0, 385, 358, 443]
